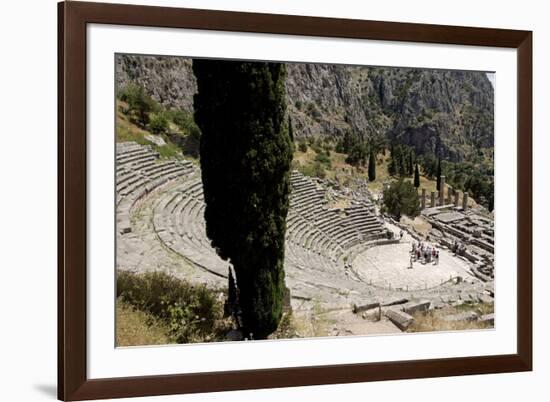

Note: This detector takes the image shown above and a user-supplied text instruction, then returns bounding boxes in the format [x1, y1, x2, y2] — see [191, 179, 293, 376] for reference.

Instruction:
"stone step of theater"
[115, 142, 195, 234]
[116, 142, 386, 285]
[115, 142, 492, 310]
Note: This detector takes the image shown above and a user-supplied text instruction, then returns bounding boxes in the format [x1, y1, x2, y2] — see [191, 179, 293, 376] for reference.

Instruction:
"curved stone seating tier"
[152, 179, 229, 278]
[117, 145, 487, 308]
[286, 171, 385, 263]
[117, 144, 385, 291]
[116, 142, 194, 234]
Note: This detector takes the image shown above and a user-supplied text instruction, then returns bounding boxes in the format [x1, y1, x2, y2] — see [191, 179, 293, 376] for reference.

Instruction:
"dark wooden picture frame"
[58, 1, 532, 400]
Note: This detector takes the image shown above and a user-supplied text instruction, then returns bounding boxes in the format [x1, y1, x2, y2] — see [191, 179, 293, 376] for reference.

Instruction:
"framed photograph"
[58, 1, 532, 400]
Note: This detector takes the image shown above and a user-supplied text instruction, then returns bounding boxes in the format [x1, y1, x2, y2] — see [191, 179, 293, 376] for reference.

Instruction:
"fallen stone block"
[443, 311, 478, 323]
[382, 298, 409, 307]
[480, 313, 495, 325]
[353, 301, 380, 314]
[402, 300, 431, 315]
[119, 225, 132, 234]
[384, 308, 414, 331]
[362, 308, 382, 321]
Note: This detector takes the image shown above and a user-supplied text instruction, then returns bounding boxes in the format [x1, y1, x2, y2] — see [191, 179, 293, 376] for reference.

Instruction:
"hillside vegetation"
[117, 55, 494, 164]
[116, 271, 231, 345]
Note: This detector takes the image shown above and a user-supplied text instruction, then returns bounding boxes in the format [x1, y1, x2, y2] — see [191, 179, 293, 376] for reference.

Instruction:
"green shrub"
[167, 109, 202, 157]
[119, 84, 158, 127]
[314, 152, 331, 168]
[382, 179, 420, 220]
[299, 161, 326, 179]
[170, 110, 201, 136]
[117, 271, 227, 343]
[306, 102, 322, 119]
[149, 113, 169, 135]
[298, 141, 307, 153]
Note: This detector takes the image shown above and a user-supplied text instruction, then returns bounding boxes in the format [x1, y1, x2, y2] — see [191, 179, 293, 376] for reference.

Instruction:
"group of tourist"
[410, 241, 439, 267]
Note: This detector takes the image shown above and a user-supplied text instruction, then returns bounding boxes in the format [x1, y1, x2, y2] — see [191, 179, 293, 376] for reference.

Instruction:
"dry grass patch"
[117, 270, 232, 345]
[400, 215, 432, 237]
[116, 301, 172, 346]
[408, 302, 494, 333]
[289, 303, 335, 338]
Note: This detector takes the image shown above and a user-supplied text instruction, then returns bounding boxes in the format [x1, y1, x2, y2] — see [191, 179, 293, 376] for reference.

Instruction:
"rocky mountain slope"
[116, 54, 493, 162]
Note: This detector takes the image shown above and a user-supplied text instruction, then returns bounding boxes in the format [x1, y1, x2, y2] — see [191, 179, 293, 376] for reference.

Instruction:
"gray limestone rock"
[353, 302, 380, 313]
[402, 300, 431, 315]
[384, 308, 414, 331]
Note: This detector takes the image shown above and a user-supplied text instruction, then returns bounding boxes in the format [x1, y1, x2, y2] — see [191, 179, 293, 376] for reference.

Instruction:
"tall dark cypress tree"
[408, 151, 414, 176]
[398, 149, 406, 177]
[436, 157, 442, 191]
[193, 60, 293, 339]
[414, 163, 420, 189]
[388, 157, 397, 176]
[368, 150, 376, 182]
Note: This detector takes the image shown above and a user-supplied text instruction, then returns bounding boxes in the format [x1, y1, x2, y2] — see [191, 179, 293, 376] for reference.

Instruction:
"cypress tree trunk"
[193, 60, 293, 339]
[414, 163, 420, 188]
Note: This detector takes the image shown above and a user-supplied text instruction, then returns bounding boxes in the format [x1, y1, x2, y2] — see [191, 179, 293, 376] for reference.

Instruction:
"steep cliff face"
[116, 54, 196, 111]
[364, 68, 494, 161]
[115, 55, 493, 162]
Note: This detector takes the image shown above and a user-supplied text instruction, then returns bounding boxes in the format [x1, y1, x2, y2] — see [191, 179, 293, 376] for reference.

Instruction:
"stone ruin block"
[381, 297, 409, 307]
[384, 308, 415, 331]
[119, 225, 132, 235]
[443, 311, 478, 323]
[401, 300, 431, 315]
[353, 301, 380, 314]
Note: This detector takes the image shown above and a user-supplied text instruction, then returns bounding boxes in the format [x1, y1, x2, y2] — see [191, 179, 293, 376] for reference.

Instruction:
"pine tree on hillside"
[436, 157, 442, 191]
[399, 150, 406, 177]
[408, 151, 414, 176]
[382, 179, 421, 220]
[388, 157, 397, 176]
[368, 150, 376, 182]
[193, 60, 293, 339]
[414, 163, 420, 189]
